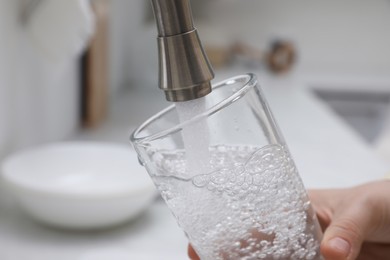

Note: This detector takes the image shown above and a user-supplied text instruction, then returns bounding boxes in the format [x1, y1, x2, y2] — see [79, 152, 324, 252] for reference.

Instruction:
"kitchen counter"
[0, 73, 389, 259]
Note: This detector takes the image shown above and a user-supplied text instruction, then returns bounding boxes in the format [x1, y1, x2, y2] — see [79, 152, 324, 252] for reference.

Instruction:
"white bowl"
[1, 142, 156, 229]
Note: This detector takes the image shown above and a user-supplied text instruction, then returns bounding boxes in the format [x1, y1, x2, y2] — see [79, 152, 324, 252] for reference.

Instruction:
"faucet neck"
[151, 0, 194, 37]
[150, 0, 214, 102]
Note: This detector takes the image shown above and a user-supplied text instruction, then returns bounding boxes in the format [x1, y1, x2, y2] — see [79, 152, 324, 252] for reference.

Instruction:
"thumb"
[321, 202, 373, 260]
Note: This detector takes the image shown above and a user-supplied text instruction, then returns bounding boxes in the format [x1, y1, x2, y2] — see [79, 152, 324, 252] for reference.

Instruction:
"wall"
[202, 0, 390, 76]
[0, 0, 16, 155]
[109, 0, 134, 95]
[109, 0, 158, 93]
[110, 0, 390, 93]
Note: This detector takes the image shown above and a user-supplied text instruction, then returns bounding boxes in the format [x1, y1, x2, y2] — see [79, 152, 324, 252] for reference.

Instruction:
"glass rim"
[131, 73, 257, 144]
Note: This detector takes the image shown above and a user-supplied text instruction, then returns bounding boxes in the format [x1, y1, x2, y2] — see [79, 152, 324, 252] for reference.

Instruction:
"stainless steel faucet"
[150, 0, 214, 102]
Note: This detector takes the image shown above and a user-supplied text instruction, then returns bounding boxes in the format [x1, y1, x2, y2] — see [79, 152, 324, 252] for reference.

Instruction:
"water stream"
[175, 97, 211, 178]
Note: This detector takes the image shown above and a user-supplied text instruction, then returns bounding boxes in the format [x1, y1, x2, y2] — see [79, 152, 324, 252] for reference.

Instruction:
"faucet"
[150, 0, 214, 102]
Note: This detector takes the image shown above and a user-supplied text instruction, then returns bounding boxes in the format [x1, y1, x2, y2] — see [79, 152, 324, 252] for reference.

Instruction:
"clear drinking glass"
[131, 74, 323, 260]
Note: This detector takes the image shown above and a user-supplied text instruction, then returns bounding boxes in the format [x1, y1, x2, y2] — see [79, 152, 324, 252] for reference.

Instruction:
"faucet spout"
[150, 0, 214, 102]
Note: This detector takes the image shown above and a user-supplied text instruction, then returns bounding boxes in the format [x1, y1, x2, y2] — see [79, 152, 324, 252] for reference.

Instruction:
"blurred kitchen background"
[1, 0, 390, 259]
[1, 0, 390, 159]
[0, 0, 390, 157]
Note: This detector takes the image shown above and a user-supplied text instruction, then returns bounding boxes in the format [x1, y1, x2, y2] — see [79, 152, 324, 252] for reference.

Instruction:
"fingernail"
[328, 237, 351, 256]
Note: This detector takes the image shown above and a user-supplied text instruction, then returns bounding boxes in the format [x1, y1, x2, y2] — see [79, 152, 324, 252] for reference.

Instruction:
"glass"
[131, 74, 323, 260]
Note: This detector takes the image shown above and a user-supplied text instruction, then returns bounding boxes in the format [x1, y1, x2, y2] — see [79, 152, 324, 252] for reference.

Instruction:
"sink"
[314, 89, 390, 143]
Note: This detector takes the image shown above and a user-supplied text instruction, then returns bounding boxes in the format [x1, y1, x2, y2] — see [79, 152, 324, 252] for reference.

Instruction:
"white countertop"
[1, 73, 389, 259]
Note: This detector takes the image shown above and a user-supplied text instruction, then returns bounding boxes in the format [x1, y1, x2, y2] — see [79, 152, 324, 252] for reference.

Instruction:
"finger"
[188, 245, 200, 260]
[321, 201, 373, 260]
[307, 189, 334, 231]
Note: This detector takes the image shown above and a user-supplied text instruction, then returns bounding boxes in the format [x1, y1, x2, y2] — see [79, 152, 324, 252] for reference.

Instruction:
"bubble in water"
[150, 144, 323, 260]
[192, 174, 210, 187]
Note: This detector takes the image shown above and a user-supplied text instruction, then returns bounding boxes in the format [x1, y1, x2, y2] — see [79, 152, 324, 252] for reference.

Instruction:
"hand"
[188, 245, 200, 260]
[310, 180, 390, 260]
[188, 181, 390, 260]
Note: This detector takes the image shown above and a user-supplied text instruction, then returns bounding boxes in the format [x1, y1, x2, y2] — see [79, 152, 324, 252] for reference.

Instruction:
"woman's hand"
[188, 245, 200, 260]
[310, 180, 390, 260]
